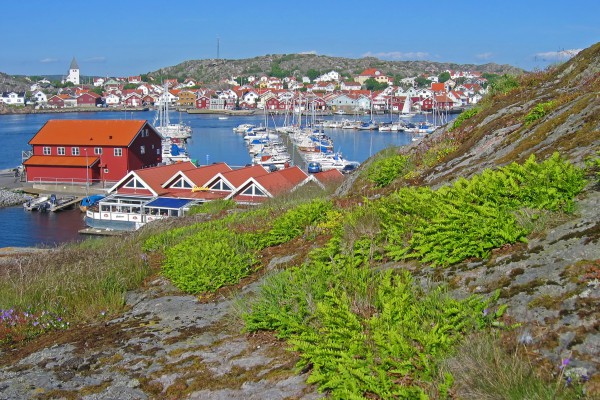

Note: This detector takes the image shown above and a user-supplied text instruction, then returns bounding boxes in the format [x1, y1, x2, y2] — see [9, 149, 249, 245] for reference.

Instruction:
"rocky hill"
[0, 72, 30, 93]
[0, 44, 598, 399]
[148, 53, 524, 85]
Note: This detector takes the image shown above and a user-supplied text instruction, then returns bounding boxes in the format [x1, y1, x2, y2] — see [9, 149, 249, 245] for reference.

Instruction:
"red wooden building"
[23, 120, 163, 184]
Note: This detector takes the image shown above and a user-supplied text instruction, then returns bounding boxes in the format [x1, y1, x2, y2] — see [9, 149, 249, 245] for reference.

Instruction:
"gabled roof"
[163, 162, 232, 189]
[29, 120, 153, 147]
[209, 164, 269, 189]
[228, 166, 309, 202]
[111, 161, 197, 195]
[23, 155, 100, 167]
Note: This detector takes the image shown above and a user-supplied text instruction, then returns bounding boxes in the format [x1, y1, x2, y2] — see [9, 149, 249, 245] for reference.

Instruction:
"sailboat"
[152, 83, 192, 140]
[400, 95, 415, 118]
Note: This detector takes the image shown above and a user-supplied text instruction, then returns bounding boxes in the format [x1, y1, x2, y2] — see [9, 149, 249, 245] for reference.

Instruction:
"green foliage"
[187, 199, 236, 216]
[161, 225, 258, 293]
[363, 77, 389, 91]
[524, 100, 555, 125]
[438, 71, 451, 83]
[259, 199, 333, 247]
[415, 76, 432, 88]
[379, 153, 586, 266]
[269, 61, 290, 79]
[365, 153, 411, 187]
[243, 259, 492, 398]
[449, 107, 479, 131]
[488, 74, 520, 95]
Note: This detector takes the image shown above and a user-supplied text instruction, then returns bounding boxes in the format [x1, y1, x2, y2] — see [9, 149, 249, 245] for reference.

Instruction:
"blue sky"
[3, 0, 598, 77]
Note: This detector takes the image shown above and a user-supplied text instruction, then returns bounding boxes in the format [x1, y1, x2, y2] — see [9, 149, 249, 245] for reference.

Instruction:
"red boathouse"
[23, 119, 163, 184]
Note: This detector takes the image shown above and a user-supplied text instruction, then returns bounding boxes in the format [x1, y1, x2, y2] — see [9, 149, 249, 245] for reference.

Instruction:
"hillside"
[148, 53, 524, 84]
[0, 44, 598, 399]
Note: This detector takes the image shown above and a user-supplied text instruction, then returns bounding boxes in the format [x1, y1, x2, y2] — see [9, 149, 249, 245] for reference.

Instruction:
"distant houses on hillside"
[8, 59, 488, 113]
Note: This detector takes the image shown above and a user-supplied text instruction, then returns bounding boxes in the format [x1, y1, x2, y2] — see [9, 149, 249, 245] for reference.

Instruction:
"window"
[114, 148, 123, 157]
[71, 147, 80, 156]
[140, 145, 145, 155]
[43, 147, 51, 155]
[172, 178, 192, 188]
[242, 185, 266, 196]
[124, 178, 144, 188]
[94, 147, 102, 155]
[210, 180, 232, 191]
[57, 147, 65, 155]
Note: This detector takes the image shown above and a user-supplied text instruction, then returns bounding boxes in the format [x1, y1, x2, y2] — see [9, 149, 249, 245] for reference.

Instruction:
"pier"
[279, 131, 307, 171]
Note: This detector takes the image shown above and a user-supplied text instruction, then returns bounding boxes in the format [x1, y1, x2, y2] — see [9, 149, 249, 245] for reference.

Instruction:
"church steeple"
[70, 57, 79, 70]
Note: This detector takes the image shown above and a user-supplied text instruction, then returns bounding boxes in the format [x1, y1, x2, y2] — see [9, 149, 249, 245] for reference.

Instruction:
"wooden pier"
[49, 196, 82, 212]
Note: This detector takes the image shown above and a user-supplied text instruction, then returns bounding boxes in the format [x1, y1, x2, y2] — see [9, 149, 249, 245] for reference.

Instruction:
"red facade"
[24, 120, 163, 183]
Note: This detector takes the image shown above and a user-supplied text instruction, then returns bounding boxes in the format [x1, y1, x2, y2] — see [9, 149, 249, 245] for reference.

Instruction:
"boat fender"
[103, 213, 109, 218]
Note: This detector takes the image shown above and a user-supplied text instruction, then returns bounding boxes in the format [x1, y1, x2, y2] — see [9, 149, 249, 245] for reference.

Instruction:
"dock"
[78, 227, 124, 236]
[279, 131, 307, 170]
[49, 196, 82, 212]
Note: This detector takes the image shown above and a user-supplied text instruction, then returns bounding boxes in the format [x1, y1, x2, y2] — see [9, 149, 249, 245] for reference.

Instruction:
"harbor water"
[0, 110, 455, 248]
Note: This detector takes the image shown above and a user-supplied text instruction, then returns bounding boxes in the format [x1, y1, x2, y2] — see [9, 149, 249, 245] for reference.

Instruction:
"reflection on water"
[0, 207, 86, 248]
[0, 111, 457, 248]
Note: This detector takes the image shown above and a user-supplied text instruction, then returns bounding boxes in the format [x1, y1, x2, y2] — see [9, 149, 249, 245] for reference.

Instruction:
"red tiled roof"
[218, 165, 269, 187]
[168, 162, 232, 188]
[29, 120, 151, 147]
[313, 169, 344, 183]
[22, 155, 99, 167]
[134, 161, 197, 194]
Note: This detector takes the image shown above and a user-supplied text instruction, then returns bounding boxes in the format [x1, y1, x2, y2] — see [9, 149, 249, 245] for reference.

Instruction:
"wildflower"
[482, 308, 489, 317]
[100, 311, 106, 317]
[560, 357, 570, 370]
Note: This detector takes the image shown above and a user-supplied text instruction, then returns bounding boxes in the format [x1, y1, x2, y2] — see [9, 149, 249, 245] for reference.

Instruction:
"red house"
[23, 120, 163, 184]
[77, 92, 101, 107]
[195, 95, 210, 109]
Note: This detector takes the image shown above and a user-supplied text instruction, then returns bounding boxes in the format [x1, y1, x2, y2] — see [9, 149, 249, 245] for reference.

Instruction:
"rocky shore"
[0, 189, 29, 208]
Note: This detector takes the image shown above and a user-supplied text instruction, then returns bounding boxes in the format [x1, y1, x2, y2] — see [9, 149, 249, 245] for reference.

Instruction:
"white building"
[64, 57, 80, 85]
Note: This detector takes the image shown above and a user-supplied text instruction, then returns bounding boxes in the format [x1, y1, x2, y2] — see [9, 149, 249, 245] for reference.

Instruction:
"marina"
[0, 110, 456, 248]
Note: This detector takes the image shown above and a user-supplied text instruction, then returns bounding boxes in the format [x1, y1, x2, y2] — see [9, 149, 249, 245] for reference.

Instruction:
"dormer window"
[210, 180, 232, 191]
[124, 178, 144, 188]
[172, 177, 192, 188]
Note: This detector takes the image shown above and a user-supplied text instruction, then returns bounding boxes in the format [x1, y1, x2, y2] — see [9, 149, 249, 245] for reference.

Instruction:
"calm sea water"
[0, 110, 455, 248]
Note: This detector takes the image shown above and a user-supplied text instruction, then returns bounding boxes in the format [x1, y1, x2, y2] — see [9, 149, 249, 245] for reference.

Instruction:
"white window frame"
[114, 148, 123, 157]
[94, 147, 102, 155]
[71, 147, 80, 156]
[43, 146, 51, 155]
[57, 147, 65, 155]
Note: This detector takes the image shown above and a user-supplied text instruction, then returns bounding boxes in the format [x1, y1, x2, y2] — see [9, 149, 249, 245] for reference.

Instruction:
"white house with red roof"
[85, 162, 340, 231]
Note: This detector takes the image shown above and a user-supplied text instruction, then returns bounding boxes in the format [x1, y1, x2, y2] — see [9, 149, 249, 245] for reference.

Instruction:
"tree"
[364, 77, 388, 91]
[438, 71, 451, 83]
[306, 68, 320, 81]
[91, 86, 103, 96]
[415, 76, 432, 88]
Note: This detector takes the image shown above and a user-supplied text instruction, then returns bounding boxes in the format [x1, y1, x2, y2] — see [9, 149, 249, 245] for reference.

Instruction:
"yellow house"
[176, 90, 197, 107]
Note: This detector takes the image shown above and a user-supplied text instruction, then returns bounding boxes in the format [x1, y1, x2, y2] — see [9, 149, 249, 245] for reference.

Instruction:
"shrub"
[365, 153, 411, 187]
[524, 101, 555, 125]
[449, 107, 479, 131]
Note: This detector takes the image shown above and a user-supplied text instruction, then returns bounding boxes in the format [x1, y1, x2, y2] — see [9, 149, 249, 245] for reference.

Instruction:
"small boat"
[80, 194, 106, 212]
[218, 116, 229, 120]
[23, 196, 49, 211]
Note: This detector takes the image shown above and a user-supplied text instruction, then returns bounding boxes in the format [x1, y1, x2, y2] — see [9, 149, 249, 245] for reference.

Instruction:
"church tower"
[66, 57, 80, 85]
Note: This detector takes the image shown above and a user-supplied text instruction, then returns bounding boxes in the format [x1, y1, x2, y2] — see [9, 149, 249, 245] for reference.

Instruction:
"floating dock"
[78, 228, 124, 236]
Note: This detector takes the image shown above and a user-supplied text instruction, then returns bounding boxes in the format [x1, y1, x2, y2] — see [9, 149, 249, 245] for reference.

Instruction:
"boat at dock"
[23, 194, 79, 212]
[23, 195, 49, 211]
